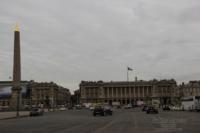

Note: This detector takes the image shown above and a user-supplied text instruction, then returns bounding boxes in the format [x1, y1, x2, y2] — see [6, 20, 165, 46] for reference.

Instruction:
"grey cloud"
[1, 0, 200, 92]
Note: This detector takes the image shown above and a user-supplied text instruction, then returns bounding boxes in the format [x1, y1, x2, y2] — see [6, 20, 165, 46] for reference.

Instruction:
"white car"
[59, 106, 66, 111]
[89, 106, 95, 111]
[172, 106, 181, 111]
[124, 104, 132, 109]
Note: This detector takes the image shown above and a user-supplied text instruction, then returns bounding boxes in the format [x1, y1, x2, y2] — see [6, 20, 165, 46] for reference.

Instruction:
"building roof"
[80, 79, 176, 87]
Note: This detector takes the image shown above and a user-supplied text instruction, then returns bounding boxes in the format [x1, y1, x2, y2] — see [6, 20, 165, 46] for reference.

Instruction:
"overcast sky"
[1, 0, 200, 92]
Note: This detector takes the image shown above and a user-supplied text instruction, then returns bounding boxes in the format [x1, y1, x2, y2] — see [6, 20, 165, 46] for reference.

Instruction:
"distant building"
[0, 81, 71, 109]
[179, 81, 200, 97]
[29, 81, 71, 108]
[80, 79, 178, 105]
[71, 90, 80, 105]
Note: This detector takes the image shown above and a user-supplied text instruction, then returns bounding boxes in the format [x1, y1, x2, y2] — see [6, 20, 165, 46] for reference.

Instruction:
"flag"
[127, 67, 133, 71]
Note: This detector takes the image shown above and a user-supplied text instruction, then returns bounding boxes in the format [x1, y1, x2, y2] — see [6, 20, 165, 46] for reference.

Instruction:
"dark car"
[103, 105, 113, 116]
[30, 108, 44, 116]
[142, 105, 148, 111]
[75, 105, 82, 110]
[163, 105, 170, 111]
[116, 105, 121, 109]
[68, 106, 73, 110]
[93, 106, 104, 116]
[146, 106, 158, 114]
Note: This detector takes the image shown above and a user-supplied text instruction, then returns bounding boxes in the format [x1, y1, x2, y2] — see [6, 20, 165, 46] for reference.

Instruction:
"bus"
[181, 96, 200, 111]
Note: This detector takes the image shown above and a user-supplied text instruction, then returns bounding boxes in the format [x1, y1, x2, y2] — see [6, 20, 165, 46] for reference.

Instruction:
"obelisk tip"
[15, 23, 20, 31]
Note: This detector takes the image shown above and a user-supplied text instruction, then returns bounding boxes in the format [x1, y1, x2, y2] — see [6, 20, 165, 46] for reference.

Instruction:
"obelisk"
[10, 24, 22, 115]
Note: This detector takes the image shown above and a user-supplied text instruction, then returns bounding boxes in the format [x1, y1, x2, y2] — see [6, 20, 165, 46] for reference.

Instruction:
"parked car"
[89, 106, 95, 111]
[124, 104, 132, 109]
[103, 105, 113, 115]
[116, 105, 121, 109]
[163, 105, 170, 111]
[142, 105, 148, 111]
[59, 106, 66, 111]
[93, 106, 104, 116]
[30, 108, 44, 116]
[172, 106, 182, 111]
[195, 104, 200, 112]
[146, 106, 158, 114]
[68, 106, 73, 110]
[75, 105, 82, 109]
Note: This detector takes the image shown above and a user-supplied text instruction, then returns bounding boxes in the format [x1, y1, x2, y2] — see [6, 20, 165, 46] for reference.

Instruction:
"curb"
[0, 115, 29, 120]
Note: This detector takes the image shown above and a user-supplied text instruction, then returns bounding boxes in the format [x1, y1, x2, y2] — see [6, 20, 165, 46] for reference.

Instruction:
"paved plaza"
[0, 109, 200, 133]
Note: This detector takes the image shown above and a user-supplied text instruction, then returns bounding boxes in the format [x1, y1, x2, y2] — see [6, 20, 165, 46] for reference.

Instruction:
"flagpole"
[127, 67, 130, 105]
[127, 67, 129, 82]
[127, 67, 133, 105]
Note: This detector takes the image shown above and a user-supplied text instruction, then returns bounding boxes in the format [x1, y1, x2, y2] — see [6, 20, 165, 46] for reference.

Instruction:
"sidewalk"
[0, 111, 29, 120]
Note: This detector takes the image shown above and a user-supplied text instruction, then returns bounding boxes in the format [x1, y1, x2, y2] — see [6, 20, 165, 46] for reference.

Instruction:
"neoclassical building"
[80, 79, 178, 105]
[29, 81, 71, 107]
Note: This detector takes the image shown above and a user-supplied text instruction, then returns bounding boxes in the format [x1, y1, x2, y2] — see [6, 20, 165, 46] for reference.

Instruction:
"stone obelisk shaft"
[10, 25, 21, 113]
[13, 27, 21, 88]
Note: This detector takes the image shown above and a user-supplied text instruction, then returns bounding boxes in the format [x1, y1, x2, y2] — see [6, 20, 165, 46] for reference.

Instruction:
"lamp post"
[16, 90, 20, 116]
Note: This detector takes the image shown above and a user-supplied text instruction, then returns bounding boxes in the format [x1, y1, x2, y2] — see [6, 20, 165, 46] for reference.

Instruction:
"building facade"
[0, 81, 71, 109]
[29, 81, 71, 108]
[80, 79, 178, 105]
[179, 81, 200, 97]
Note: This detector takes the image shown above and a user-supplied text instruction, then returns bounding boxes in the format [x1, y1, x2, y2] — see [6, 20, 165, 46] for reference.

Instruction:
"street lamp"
[16, 89, 21, 117]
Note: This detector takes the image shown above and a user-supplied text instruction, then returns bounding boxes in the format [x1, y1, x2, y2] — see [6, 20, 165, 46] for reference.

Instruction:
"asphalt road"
[0, 108, 200, 133]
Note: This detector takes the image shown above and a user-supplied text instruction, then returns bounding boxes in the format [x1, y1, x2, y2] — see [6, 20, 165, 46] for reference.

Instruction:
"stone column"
[120, 87, 122, 98]
[89, 88, 91, 99]
[116, 87, 118, 98]
[143, 86, 145, 98]
[125, 87, 127, 98]
[120, 87, 123, 104]
[107, 88, 109, 99]
[112, 87, 114, 98]
[93, 88, 95, 99]
[138, 86, 140, 98]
